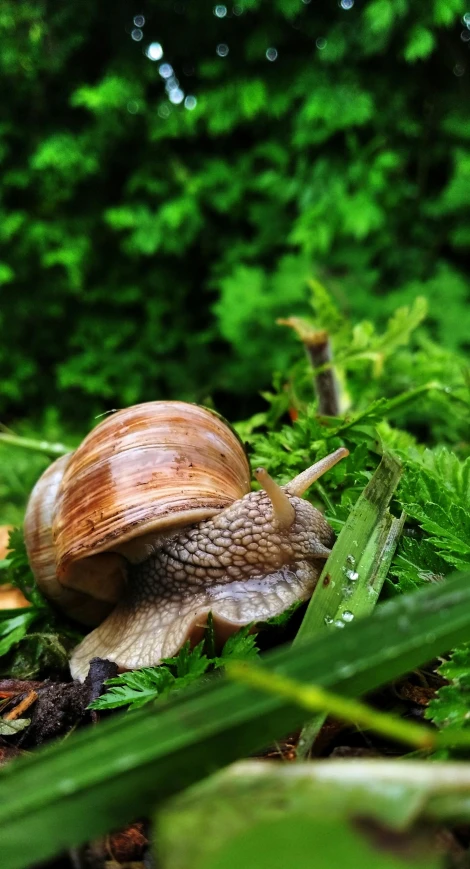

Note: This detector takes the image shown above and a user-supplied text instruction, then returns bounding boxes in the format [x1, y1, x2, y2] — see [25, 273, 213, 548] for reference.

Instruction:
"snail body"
[24, 401, 347, 681]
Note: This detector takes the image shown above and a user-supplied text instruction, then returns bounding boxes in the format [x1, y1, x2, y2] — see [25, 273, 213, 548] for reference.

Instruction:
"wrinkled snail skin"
[23, 399, 349, 683]
[70, 490, 336, 681]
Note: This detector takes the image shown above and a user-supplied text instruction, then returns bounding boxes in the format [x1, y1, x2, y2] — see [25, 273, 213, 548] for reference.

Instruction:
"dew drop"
[346, 570, 359, 581]
[397, 615, 411, 632]
[324, 615, 334, 625]
[346, 554, 356, 566]
[334, 619, 345, 629]
[342, 611, 354, 623]
[337, 663, 354, 678]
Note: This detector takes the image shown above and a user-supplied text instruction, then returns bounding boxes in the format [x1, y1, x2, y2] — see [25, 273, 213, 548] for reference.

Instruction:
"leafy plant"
[0, 529, 82, 678]
[426, 644, 470, 735]
[2, 572, 470, 869]
[1, 1, 469, 428]
[89, 628, 259, 712]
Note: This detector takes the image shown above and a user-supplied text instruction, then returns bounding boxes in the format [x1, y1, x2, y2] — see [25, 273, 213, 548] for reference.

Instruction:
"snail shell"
[24, 401, 251, 625]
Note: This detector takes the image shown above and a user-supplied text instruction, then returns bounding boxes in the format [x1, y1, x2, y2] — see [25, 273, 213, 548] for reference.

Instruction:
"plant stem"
[0, 432, 71, 458]
[305, 332, 340, 416]
[227, 663, 435, 749]
[277, 317, 341, 415]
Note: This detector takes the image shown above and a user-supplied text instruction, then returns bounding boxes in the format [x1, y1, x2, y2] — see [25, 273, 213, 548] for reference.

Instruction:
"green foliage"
[393, 450, 470, 597]
[0, 529, 82, 678]
[0, 1, 469, 427]
[2, 572, 470, 869]
[90, 628, 259, 712]
[188, 814, 437, 869]
[426, 644, 470, 733]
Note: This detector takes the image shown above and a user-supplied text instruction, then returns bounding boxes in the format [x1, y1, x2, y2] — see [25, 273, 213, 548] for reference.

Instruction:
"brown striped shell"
[24, 401, 251, 625]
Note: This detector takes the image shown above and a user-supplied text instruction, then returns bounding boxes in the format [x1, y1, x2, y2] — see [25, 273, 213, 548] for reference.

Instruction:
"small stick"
[4, 690, 38, 721]
[0, 680, 43, 695]
[305, 331, 340, 417]
[277, 319, 341, 416]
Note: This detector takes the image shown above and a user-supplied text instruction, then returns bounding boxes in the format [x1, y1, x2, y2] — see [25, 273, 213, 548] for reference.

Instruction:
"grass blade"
[296, 453, 402, 640]
[1, 572, 470, 869]
[157, 759, 470, 869]
[295, 453, 403, 756]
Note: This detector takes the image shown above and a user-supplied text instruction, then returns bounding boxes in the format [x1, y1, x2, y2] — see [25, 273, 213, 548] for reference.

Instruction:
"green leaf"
[162, 640, 209, 679]
[295, 453, 403, 756]
[90, 631, 260, 712]
[398, 459, 470, 573]
[404, 26, 436, 62]
[2, 573, 470, 868]
[0, 719, 30, 736]
[90, 667, 177, 711]
[199, 815, 437, 869]
[426, 644, 470, 732]
[157, 759, 461, 869]
[214, 627, 259, 664]
[0, 612, 37, 657]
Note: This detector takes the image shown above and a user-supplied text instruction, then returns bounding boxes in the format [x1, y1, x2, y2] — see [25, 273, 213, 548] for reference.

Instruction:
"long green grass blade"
[157, 759, 470, 869]
[296, 452, 402, 640]
[295, 453, 403, 756]
[1, 572, 470, 869]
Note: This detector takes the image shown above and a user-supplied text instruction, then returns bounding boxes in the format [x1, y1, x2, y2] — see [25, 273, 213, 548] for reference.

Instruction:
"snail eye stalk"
[285, 448, 349, 498]
[254, 467, 296, 530]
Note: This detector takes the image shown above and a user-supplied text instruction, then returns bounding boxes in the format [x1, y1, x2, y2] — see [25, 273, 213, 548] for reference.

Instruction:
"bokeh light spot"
[184, 95, 197, 110]
[216, 43, 229, 56]
[158, 104, 171, 119]
[147, 42, 163, 61]
[214, 5, 227, 17]
[316, 37, 327, 49]
[133, 15, 145, 27]
[131, 28, 143, 41]
[159, 63, 174, 78]
[169, 88, 185, 105]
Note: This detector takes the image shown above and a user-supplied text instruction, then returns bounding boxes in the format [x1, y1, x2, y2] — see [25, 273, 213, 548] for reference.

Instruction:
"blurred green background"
[0, 0, 469, 523]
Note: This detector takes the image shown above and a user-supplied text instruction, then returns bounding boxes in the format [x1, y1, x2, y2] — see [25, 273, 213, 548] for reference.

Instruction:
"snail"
[24, 401, 348, 682]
